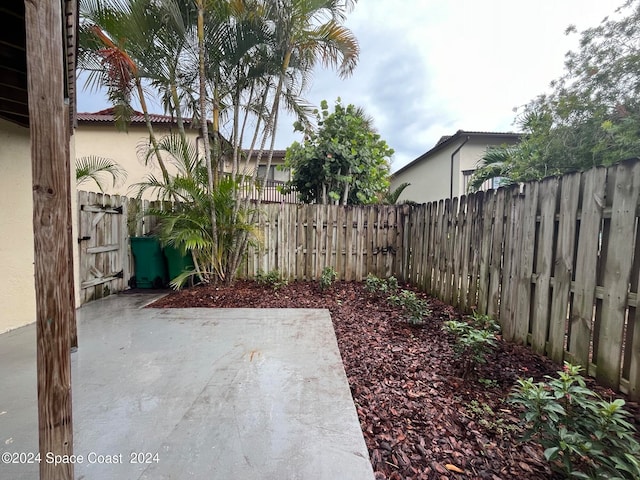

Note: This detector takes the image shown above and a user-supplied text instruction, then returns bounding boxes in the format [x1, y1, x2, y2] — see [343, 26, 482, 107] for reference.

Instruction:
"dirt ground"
[150, 280, 639, 480]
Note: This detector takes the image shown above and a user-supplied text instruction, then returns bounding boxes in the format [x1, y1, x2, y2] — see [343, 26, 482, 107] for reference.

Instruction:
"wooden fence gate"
[77, 191, 129, 304]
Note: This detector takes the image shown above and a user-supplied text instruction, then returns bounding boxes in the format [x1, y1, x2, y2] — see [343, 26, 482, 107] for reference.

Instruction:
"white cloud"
[77, 0, 621, 171]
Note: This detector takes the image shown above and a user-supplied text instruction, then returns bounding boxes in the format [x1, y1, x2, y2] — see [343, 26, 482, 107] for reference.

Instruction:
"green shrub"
[364, 273, 398, 295]
[387, 289, 430, 325]
[319, 266, 338, 291]
[443, 313, 499, 377]
[510, 363, 640, 479]
[255, 269, 288, 290]
[365, 274, 428, 324]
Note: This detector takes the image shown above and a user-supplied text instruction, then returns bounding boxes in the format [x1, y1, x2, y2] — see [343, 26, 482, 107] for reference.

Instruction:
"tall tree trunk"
[227, 52, 291, 281]
[196, 0, 218, 279]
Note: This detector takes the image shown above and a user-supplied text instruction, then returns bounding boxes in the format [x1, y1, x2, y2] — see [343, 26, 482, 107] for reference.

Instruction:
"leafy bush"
[365, 274, 427, 324]
[510, 363, 640, 479]
[255, 269, 288, 290]
[443, 313, 499, 377]
[364, 273, 398, 295]
[319, 266, 337, 291]
[387, 289, 430, 325]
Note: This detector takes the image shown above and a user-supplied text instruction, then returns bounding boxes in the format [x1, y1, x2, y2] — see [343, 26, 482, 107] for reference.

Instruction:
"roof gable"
[394, 130, 521, 176]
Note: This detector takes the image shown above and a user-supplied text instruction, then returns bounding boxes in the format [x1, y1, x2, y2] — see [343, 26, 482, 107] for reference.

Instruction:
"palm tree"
[227, 0, 361, 277]
[79, 0, 361, 284]
[135, 133, 257, 285]
[467, 147, 518, 192]
[76, 155, 127, 192]
[79, 0, 178, 182]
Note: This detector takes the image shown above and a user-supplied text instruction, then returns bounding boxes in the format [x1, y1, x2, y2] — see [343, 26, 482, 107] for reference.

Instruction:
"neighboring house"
[75, 109, 290, 198]
[391, 130, 521, 204]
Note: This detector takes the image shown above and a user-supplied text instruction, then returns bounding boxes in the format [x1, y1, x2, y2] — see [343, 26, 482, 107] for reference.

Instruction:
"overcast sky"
[77, 0, 620, 172]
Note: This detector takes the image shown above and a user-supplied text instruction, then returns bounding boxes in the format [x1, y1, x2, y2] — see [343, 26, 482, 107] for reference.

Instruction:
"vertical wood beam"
[24, 0, 75, 478]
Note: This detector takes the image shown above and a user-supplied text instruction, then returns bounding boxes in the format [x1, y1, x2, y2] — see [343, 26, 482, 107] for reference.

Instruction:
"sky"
[77, 0, 620, 172]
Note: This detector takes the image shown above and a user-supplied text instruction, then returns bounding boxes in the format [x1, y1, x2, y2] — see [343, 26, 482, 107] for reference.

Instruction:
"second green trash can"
[130, 236, 168, 289]
[163, 245, 195, 284]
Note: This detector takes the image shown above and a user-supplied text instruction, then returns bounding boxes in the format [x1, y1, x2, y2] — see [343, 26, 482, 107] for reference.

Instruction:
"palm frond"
[76, 155, 127, 192]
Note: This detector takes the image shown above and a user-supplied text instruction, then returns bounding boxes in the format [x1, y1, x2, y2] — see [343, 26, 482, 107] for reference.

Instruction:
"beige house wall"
[74, 124, 200, 198]
[0, 119, 80, 333]
[74, 123, 290, 198]
[456, 137, 517, 195]
[392, 135, 519, 204]
[392, 145, 455, 204]
[0, 119, 36, 332]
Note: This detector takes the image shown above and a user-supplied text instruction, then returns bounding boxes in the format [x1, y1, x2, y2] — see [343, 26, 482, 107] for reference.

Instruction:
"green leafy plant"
[465, 400, 518, 437]
[443, 313, 499, 378]
[256, 269, 288, 290]
[364, 273, 398, 295]
[365, 274, 427, 324]
[319, 266, 337, 291]
[283, 98, 394, 205]
[387, 289, 430, 325]
[510, 363, 640, 479]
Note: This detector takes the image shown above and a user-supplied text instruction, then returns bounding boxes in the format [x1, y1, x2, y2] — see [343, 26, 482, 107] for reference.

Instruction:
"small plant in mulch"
[510, 362, 640, 479]
[463, 399, 519, 438]
[443, 312, 500, 378]
[365, 274, 430, 325]
[318, 266, 337, 291]
[387, 289, 430, 325]
[364, 273, 398, 295]
[255, 269, 288, 290]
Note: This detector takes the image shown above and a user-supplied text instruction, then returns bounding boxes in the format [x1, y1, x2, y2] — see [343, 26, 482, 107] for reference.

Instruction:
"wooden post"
[25, 0, 75, 478]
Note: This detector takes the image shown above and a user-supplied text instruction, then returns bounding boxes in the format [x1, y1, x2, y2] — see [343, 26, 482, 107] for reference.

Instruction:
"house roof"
[77, 109, 288, 160]
[393, 130, 521, 177]
[77, 108, 189, 125]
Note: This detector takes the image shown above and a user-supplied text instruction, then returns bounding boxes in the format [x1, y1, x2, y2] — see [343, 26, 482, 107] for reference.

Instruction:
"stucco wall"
[0, 119, 36, 332]
[74, 124, 289, 198]
[391, 135, 520, 204]
[391, 144, 456, 204]
[74, 124, 195, 198]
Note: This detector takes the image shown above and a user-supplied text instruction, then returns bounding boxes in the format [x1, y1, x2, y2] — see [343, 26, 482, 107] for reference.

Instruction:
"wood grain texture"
[596, 161, 640, 389]
[548, 174, 580, 362]
[25, 0, 75, 476]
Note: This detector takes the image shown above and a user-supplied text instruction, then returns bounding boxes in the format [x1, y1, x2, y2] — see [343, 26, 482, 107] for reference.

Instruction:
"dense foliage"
[511, 363, 640, 479]
[470, 0, 640, 190]
[284, 99, 394, 204]
[79, 0, 359, 283]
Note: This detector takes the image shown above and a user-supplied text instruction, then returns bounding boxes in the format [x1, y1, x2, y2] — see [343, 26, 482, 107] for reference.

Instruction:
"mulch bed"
[149, 280, 639, 479]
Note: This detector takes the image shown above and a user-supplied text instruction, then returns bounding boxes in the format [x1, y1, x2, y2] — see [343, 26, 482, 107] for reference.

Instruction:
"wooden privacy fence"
[405, 159, 640, 399]
[77, 159, 640, 398]
[238, 204, 411, 281]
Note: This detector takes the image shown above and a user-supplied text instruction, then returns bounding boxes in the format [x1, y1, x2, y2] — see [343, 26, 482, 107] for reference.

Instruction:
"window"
[257, 165, 274, 180]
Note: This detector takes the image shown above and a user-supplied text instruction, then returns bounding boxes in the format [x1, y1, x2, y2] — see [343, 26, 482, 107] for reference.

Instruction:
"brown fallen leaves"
[151, 280, 638, 480]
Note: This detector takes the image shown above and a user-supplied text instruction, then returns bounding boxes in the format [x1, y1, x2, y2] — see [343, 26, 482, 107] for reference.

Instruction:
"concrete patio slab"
[0, 294, 374, 480]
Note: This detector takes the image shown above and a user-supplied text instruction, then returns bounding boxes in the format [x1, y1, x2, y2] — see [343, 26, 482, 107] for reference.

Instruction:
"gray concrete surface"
[0, 294, 374, 480]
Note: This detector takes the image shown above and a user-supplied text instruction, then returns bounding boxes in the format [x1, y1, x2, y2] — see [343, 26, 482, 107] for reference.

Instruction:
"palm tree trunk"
[196, 0, 218, 279]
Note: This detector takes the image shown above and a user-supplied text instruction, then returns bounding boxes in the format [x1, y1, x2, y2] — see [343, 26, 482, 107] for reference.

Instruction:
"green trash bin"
[130, 237, 168, 289]
[163, 245, 195, 284]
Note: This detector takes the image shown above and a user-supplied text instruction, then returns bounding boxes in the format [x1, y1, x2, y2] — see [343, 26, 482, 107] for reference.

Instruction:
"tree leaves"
[284, 98, 394, 204]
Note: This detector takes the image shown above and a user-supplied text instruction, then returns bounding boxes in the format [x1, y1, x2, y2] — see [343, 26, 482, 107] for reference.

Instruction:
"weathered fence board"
[531, 178, 559, 354]
[548, 174, 581, 362]
[596, 162, 640, 389]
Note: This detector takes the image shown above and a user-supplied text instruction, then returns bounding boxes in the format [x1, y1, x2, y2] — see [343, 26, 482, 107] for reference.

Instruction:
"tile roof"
[77, 108, 185, 125]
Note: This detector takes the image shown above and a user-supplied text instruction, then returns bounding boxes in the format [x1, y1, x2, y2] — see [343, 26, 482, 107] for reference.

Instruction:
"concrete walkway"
[0, 294, 374, 480]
